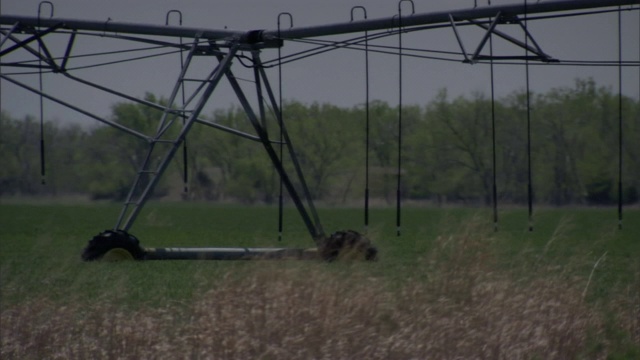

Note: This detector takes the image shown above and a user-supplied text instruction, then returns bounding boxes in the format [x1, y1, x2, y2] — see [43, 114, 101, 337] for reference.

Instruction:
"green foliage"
[0, 79, 638, 205]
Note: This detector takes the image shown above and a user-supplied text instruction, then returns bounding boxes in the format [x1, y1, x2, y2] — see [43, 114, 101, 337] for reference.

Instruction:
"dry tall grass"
[2, 220, 638, 359]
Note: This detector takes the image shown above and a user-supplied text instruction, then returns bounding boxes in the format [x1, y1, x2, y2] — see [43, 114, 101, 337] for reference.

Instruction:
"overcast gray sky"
[1, 0, 639, 127]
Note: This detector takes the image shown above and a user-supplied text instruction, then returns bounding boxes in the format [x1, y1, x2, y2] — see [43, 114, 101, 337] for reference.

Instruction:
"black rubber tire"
[81, 229, 146, 261]
[319, 230, 378, 262]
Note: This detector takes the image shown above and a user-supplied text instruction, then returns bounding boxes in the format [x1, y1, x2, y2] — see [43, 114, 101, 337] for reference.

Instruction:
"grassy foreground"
[1, 203, 639, 359]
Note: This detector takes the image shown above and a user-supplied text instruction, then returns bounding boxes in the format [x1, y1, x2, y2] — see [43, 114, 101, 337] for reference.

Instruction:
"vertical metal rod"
[37, 2, 52, 186]
[364, 27, 370, 234]
[397, 13, 402, 237]
[617, 6, 623, 229]
[278, 32, 284, 242]
[490, 32, 498, 232]
[352, 6, 370, 233]
[277, 13, 292, 241]
[396, 1, 413, 237]
[167, 10, 189, 194]
[525, 1, 534, 232]
[38, 54, 46, 185]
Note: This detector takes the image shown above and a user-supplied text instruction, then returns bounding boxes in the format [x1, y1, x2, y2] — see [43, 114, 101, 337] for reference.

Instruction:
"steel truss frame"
[1, 0, 637, 246]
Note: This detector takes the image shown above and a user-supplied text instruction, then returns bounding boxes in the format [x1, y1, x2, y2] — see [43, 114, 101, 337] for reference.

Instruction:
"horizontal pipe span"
[1, 0, 636, 42]
[145, 247, 319, 260]
[0, 14, 244, 41]
[264, 0, 639, 40]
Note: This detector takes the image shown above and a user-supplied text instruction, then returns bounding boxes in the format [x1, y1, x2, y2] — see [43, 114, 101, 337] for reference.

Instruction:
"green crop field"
[1, 203, 639, 359]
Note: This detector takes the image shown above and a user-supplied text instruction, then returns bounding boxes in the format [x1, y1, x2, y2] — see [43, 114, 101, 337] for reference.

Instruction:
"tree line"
[1, 79, 638, 206]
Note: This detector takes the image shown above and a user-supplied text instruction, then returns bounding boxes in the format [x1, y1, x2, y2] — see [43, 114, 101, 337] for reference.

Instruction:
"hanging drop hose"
[38, 60, 46, 186]
[278, 22, 284, 242]
[351, 6, 370, 234]
[277, 13, 292, 241]
[364, 33, 370, 234]
[179, 38, 188, 193]
[490, 34, 498, 232]
[37, 3, 51, 186]
[525, 0, 534, 232]
[617, 6, 623, 230]
[395, 1, 414, 237]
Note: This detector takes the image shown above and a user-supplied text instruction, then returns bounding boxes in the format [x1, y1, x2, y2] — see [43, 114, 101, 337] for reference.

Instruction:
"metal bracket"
[469, 15, 557, 62]
[471, 11, 501, 62]
[447, 9, 557, 64]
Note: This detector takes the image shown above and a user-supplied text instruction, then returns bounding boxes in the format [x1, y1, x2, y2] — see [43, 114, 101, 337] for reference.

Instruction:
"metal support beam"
[472, 12, 502, 62]
[0, 23, 63, 58]
[145, 246, 318, 260]
[0, 15, 243, 42]
[116, 45, 239, 230]
[449, 14, 470, 63]
[59, 30, 76, 71]
[223, 54, 325, 241]
[256, 57, 325, 239]
[1, 28, 61, 71]
[0, 22, 19, 48]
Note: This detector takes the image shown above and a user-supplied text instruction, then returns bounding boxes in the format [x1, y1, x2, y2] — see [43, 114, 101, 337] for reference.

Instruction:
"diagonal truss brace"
[469, 16, 556, 62]
[116, 43, 238, 230]
[251, 51, 325, 240]
[449, 11, 557, 63]
[0, 22, 63, 59]
[0, 22, 20, 48]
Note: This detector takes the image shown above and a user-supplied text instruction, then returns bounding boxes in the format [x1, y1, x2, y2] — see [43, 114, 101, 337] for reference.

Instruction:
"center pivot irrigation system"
[1, 0, 638, 261]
